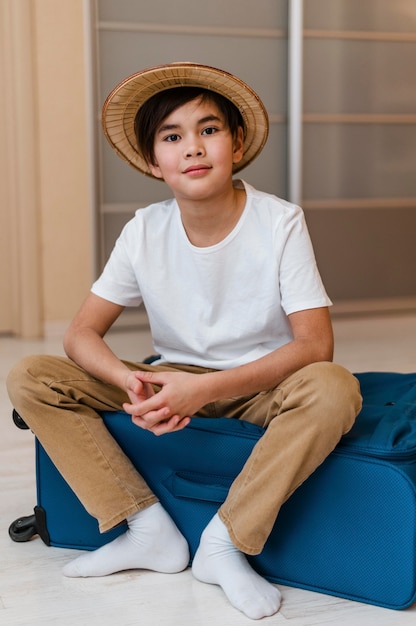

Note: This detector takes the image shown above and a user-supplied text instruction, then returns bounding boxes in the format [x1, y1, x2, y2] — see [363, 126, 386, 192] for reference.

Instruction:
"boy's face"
[148, 96, 244, 201]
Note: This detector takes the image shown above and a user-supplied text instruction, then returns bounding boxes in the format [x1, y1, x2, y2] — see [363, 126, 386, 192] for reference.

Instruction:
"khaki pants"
[7, 356, 361, 555]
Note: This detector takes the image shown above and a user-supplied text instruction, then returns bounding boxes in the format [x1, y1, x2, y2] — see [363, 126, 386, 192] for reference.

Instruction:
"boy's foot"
[62, 503, 189, 577]
[192, 514, 281, 620]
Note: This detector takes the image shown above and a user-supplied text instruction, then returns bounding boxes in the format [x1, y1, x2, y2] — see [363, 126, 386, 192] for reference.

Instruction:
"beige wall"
[35, 0, 92, 329]
[0, 0, 92, 337]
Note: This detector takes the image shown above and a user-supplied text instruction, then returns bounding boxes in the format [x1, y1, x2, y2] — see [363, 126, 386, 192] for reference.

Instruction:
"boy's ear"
[232, 126, 245, 165]
[148, 162, 164, 179]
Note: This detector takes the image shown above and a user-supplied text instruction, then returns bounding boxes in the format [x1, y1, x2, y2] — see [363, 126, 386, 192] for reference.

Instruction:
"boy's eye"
[202, 127, 217, 136]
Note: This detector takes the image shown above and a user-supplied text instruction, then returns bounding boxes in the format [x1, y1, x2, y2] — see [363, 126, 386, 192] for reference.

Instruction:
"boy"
[7, 63, 362, 620]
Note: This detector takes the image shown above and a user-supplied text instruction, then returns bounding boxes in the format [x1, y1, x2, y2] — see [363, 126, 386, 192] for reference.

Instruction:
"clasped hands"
[123, 370, 209, 436]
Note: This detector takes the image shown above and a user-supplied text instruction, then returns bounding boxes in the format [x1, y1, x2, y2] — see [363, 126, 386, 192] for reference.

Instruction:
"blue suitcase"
[9, 372, 416, 610]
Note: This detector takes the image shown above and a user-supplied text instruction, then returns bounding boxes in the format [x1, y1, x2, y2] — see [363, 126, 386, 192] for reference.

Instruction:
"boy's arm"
[128, 306, 334, 434]
[208, 306, 334, 398]
[63, 292, 133, 389]
[64, 292, 190, 431]
[64, 292, 192, 432]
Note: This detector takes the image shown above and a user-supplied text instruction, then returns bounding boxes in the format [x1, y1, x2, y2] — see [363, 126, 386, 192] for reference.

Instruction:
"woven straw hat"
[102, 62, 269, 178]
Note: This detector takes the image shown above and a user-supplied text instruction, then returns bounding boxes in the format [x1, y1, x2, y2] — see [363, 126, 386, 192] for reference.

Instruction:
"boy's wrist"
[201, 370, 237, 404]
[114, 366, 135, 392]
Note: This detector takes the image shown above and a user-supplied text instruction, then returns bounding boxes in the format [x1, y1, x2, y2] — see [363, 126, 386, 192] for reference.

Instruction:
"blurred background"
[1, 0, 415, 338]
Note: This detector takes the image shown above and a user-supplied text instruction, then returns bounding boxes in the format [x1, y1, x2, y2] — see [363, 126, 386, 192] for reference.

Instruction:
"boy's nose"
[186, 148, 203, 157]
[184, 137, 204, 158]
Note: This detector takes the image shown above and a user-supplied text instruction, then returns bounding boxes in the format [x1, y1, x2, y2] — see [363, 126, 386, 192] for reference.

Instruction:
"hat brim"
[102, 62, 269, 179]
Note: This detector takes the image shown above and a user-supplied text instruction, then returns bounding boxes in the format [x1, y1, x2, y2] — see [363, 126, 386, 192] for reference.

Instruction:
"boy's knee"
[314, 361, 361, 401]
[283, 362, 362, 428]
[7, 354, 40, 383]
[303, 361, 362, 430]
[7, 355, 33, 394]
[306, 361, 359, 392]
[6, 354, 52, 410]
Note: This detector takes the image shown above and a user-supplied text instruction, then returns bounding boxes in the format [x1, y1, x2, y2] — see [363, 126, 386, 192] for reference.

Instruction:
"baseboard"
[44, 299, 416, 338]
[43, 308, 150, 339]
[331, 297, 416, 317]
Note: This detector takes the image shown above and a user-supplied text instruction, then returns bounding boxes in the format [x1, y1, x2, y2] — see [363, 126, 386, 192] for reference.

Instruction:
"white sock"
[63, 503, 189, 578]
[192, 514, 281, 620]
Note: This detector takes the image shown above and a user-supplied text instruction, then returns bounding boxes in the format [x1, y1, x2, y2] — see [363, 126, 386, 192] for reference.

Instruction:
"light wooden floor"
[2, 313, 416, 625]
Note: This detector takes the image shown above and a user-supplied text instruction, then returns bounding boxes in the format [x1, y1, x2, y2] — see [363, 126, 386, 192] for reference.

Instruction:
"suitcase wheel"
[12, 409, 29, 430]
[9, 514, 38, 542]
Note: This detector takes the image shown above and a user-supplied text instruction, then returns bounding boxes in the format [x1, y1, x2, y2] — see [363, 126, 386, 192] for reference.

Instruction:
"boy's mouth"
[183, 164, 211, 175]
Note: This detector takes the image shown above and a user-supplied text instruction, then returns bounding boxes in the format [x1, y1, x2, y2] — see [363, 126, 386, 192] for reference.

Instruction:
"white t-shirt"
[92, 180, 331, 369]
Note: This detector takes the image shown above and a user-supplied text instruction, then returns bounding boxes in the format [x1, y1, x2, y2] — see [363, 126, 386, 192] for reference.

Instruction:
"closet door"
[301, 0, 416, 311]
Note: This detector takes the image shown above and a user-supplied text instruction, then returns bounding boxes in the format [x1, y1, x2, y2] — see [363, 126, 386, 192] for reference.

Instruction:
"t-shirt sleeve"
[91, 222, 143, 307]
[278, 205, 332, 315]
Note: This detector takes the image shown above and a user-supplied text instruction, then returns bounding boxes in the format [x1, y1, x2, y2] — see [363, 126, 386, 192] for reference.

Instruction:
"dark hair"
[134, 86, 245, 166]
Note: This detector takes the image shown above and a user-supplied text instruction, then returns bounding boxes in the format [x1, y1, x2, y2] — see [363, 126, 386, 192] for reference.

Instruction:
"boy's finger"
[149, 415, 191, 436]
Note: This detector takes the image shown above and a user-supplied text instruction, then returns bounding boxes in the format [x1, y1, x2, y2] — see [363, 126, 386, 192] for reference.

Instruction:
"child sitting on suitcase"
[7, 63, 362, 620]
